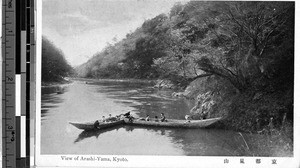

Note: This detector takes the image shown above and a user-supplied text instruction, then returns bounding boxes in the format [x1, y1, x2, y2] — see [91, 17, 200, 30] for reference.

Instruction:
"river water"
[41, 79, 260, 156]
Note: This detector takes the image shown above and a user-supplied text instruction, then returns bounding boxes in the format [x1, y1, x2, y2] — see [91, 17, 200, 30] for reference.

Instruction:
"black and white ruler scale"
[2, 0, 35, 167]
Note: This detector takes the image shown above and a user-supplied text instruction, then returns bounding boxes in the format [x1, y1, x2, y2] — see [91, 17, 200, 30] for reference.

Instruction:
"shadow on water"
[166, 128, 273, 156]
[42, 86, 68, 95]
[74, 125, 124, 143]
[166, 128, 243, 156]
[120, 125, 243, 156]
[73, 124, 169, 144]
[41, 87, 65, 121]
[73, 121, 241, 156]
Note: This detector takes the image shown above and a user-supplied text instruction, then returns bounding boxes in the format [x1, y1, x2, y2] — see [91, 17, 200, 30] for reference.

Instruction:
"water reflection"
[71, 122, 241, 156]
[41, 86, 66, 122]
[88, 80, 193, 120]
[74, 125, 123, 143]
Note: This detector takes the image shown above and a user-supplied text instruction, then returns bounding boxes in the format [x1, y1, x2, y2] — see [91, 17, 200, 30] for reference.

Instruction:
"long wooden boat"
[123, 117, 222, 128]
[69, 120, 125, 131]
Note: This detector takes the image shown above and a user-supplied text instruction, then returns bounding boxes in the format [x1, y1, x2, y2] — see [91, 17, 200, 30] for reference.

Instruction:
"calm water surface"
[41, 79, 249, 155]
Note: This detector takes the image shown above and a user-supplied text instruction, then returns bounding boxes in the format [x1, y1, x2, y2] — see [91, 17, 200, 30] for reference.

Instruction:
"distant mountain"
[75, 28, 145, 78]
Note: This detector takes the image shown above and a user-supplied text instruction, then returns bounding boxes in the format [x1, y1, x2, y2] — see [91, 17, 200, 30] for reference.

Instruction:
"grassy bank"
[179, 75, 294, 156]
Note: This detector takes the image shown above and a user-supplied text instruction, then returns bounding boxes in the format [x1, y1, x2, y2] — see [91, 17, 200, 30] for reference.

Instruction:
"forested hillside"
[76, 1, 294, 138]
[77, 1, 294, 88]
[76, 28, 146, 78]
[42, 37, 73, 83]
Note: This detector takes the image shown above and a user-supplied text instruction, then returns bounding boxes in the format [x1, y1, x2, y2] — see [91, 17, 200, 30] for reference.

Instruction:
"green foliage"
[42, 36, 73, 82]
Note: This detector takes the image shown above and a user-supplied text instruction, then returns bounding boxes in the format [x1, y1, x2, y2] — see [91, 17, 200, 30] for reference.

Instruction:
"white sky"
[42, 0, 180, 66]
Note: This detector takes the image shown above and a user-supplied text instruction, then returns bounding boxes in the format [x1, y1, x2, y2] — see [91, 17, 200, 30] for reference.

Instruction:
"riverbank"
[178, 75, 294, 156]
[143, 76, 293, 156]
[42, 78, 73, 87]
[74, 77, 157, 85]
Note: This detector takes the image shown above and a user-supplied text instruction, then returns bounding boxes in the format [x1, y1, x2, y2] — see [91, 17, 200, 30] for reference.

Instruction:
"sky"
[42, 0, 181, 66]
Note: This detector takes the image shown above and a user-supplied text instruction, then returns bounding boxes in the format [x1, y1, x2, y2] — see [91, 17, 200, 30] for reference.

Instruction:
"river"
[41, 79, 265, 156]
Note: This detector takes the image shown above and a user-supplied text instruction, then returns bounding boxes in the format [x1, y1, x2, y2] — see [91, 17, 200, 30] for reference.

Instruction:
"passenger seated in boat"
[199, 111, 208, 120]
[154, 116, 159, 122]
[102, 116, 106, 122]
[94, 120, 99, 128]
[185, 115, 192, 123]
[106, 114, 118, 122]
[128, 115, 134, 122]
[123, 111, 135, 122]
[138, 115, 150, 121]
[123, 111, 131, 118]
[160, 113, 166, 122]
[115, 115, 121, 121]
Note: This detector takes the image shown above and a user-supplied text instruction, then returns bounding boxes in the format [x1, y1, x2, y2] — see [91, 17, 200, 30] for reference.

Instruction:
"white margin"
[35, 0, 42, 166]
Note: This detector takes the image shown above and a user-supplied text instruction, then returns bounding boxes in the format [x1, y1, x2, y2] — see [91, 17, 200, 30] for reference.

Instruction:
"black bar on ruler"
[21, 0, 26, 30]
[26, 84, 30, 102]
[26, 63, 30, 82]
[27, 0, 31, 7]
[15, 0, 21, 74]
[16, 158, 26, 168]
[26, 8, 30, 43]
[26, 45, 30, 61]
[16, 116, 20, 158]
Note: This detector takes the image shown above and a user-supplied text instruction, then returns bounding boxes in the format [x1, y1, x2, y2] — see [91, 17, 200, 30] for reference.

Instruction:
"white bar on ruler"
[15, 75, 21, 116]
[21, 116, 26, 157]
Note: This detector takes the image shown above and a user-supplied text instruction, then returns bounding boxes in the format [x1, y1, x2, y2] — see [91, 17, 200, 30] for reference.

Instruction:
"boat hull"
[124, 117, 222, 128]
[69, 117, 222, 130]
[69, 120, 125, 131]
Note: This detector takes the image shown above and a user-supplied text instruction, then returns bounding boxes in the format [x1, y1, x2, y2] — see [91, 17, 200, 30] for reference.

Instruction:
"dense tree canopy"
[42, 37, 73, 82]
[170, 1, 294, 93]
